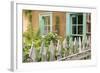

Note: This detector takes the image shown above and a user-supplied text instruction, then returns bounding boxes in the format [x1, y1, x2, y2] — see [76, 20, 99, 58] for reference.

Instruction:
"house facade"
[23, 10, 91, 40]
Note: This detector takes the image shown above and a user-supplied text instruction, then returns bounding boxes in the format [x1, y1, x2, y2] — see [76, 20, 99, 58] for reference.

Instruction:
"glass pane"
[46, 16, 50, 26]
[44, 26, 47, 32]
[72, 17, 77, 24]
[72, 26, 76, 34]
[48, 26, 50, 32]
[43, 16, 50, 26]
[44, 26, 51, 34]
[78, 14, 83, 24]
[78, 26, 83, 34]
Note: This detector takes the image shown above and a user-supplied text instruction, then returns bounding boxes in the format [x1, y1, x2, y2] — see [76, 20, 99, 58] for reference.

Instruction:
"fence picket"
[62, 38, 68, 57]
[73, 38, 78, 54]
[29, 42, 36, 62]
[63, 38, 67, 49]
[49, 41, 55, 61]
[87, 36, 91, 49]
[78, 37, 82, 53]
[40, 41, 47, 61]
[56, 40, 62, 60]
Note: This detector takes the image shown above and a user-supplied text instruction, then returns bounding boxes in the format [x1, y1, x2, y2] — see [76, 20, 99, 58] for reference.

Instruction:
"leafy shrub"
[23, 30, 63, 62]
[44, 32, 60, 47]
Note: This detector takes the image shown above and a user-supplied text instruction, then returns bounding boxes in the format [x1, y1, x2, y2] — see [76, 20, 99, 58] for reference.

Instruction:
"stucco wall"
[52, 12, 66, 37]
[23, 10, 66, 38]
[22, 10, 30, 32]
[32, 11, 39, 32]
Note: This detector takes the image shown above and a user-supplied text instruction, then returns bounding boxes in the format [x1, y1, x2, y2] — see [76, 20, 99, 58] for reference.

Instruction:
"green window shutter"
[66, 13, 71, 37]
[39, 16, 44, 35]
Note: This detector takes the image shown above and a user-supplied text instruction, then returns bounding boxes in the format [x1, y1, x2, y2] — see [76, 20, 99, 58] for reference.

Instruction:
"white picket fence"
[28, 36, 91, 62]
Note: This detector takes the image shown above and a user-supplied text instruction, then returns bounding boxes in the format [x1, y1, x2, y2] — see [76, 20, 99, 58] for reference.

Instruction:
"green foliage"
[24, 10, 32, 22]
[23, 31, 62, 62]
[23, 29, 42, 62]
[44, 32, 59, 47]
[23, 10, 42, 62]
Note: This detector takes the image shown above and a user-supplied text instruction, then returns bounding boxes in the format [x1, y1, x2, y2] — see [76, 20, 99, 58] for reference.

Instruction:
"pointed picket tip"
[73, 37, 77, 46]
[79, 37, 82, 45]
[63, 38, 67, 49]
[57, 40, 61, 50]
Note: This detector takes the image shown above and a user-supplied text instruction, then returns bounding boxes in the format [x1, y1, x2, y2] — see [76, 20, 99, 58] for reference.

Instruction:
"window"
[39, 12, 52, 35]
[42, 16, 51, 34]
[71, 13, 83, 40]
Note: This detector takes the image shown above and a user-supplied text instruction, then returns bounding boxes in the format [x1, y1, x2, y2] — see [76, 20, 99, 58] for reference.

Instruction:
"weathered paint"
[66, 13, 71, 36]
[39, 16, 44, 35]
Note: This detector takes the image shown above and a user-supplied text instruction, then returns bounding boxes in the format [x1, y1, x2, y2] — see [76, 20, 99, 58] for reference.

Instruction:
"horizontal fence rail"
[58, 49, 91, 61]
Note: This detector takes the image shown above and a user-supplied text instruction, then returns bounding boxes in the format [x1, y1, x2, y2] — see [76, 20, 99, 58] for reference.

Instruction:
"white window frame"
[39, 12, 52, 35]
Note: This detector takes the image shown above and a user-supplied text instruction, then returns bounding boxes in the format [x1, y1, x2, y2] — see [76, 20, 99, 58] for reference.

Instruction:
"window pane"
[78, 26, 83, 34]
[43, 16, 50, 26]
[78, 14, 83, 24]
[46, 16, 50, 26]
[72, 26, 76, 34]
[48, 26, 50, 31]
[44, 26, 47, 32]
[72, 17, 77, 24]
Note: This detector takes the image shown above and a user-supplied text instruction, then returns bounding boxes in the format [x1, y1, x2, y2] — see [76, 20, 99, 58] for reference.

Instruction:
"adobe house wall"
[32, 11, 47, 33]
[52, 12, 66, 37]
[32, 11, 40, 32]
[23, 10, 67, 38]
[22, 10, 30, 32]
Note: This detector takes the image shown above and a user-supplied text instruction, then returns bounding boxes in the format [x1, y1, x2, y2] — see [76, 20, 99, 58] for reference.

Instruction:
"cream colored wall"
[52, 12, 66, 37]
[22, 11, 30, 32]
[32, 11, 39, 32]
[23, 10, 67, 38]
